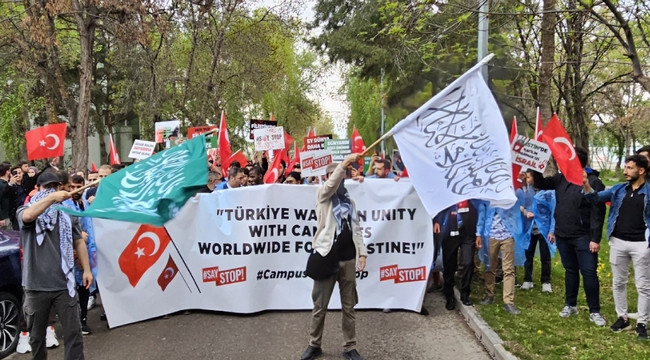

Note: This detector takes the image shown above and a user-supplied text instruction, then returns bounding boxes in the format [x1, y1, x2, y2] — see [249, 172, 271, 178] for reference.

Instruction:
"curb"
[454, 288, 518, 360]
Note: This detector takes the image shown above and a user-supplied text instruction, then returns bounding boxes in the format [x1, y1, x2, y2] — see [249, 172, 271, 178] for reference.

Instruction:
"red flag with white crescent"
[351, 126, 366, 168]
[157, 255, 179, 292]
[109, 133, 121, 165]
[119, 225, 172, 287]
[509, 116, 522, 189]
[219, 111, 233, 171]
[25, 123, 67, 161]
[542, 114, 583, 185]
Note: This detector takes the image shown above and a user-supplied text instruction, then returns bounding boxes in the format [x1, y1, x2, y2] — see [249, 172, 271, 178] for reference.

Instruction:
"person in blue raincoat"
[519, 169, 557, 293]
[61, 174, 98, 335]
[476, 197, 528, 315]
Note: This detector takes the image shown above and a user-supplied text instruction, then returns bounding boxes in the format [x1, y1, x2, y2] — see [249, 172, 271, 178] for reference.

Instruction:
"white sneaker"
[16, 332, 31, 353]
[46, 326, 59, 348]
[629, 312, 639, 320]
[559, 305, 579, 318]
[542, 283, 553, 293]
[87, 295, 95, 311]
[590, 312, 607, 327]
[521, 281, 534, 290]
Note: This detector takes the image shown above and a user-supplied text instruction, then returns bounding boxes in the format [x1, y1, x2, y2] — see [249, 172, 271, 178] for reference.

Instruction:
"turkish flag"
[157, 255, 179, 292]
[281, 132, 294, 165]
[351, 126, 366, 169]
[286, 141, 299, 173]
[227, 150, 248, 168]
[264, 151, 284, 184]
[91, 162, 98, 173]
[218, 111, 233, 171]
[25, 123, 67, 161]
[109, 133, 121, 165]
[542, 114, 582, 185]
[509, 117, 522, 189]
[119, 225, 172, 287]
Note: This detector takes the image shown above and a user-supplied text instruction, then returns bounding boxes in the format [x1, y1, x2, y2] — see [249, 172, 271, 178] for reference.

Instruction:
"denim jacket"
[475, 199, 529, 268]
[584, 182, 650, 244]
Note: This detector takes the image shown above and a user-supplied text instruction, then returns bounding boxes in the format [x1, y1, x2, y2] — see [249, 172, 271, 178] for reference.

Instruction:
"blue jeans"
[556, 235, 601, 313]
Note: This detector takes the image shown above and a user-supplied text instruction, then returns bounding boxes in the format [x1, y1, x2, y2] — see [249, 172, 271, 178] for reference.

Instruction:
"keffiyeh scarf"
[30, 188, 76, 297]
[332, 187, 353, 236]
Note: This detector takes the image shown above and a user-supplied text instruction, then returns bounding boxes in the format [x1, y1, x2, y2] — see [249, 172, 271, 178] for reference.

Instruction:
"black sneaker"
[300, 346, 322, 360]
[636, 323, 650, 340]
[610, 317, 631, 333]
[343, 349, 364, 360]
[81, 323, 93, 335]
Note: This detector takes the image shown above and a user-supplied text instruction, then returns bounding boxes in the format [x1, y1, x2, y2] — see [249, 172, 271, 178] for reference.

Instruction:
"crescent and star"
[134, 231, 161, 258]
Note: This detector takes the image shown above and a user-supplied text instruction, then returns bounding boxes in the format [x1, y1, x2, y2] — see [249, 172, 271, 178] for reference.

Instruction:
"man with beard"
[584, 154, 650, 339]
[247, 165, 264, 186]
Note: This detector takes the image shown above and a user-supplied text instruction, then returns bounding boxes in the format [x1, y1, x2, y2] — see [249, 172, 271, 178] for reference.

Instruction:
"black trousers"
[442, 227, 475, 298]
[524, 233, 552, 283]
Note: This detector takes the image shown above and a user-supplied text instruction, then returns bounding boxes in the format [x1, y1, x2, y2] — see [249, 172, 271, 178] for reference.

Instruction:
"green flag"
[60, 135, 208, 225]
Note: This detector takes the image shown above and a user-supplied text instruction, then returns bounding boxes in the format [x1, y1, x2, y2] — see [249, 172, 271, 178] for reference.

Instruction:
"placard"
[128, 140, 156, 159]
[299, 149, 333, 177]
[303, 134, 333, 151]
[249, 119, 277, 140]
[154, 120, 181, 143]
[253, 126, 285, 152]
[324, 139, 351, 162]
[187, 126, 217, 139]
[511, 135, 552, 171]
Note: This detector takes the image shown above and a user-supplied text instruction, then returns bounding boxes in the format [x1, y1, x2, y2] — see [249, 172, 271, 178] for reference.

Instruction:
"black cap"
[37, 172, 61, 186]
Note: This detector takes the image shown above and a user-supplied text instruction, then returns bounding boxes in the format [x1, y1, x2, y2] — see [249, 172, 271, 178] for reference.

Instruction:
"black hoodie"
[533, 169, 606, 242]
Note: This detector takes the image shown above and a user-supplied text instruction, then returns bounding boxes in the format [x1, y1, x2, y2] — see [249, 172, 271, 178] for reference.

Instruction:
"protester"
[433, 200, 480, 310]
[284, 171, 302, 184]
[637, 146, 650, 182]
[214, 167, 246, 190]
[366, 158, 399, 181]
[197, 171, 222, 193]
[240, 167, 249, 187]
[9, 166, 27, 230]
[532, 147, 607, 326]
[247, 165, 264, 186]
[85, 165, 113, 204]
[301, 154, 367, 360]
[0, 163, 16, 230]
[520, 170, 556, 293]
[476, 199, 527, 315]
[583, 154, 650, 338]
[62, 174, 99, 336]
[17, 171, 93, 359]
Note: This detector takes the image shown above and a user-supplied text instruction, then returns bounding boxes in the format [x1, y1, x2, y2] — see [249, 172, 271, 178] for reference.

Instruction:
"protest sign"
[511, 135, 552, 172]
[128, 140, 156, 159]
[154, 120, 180, 144]
[299, 149, 333, 177]
[94, 180, 432, 327]
[303, 134, 332, 151]
[324, 139, 351, 162]
[253, 126, 285, 152]
[187, 126, 217, 139]
[249, 119, 277, 140]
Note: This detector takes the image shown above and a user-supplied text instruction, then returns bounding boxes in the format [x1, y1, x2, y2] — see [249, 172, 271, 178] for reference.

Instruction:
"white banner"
[299, 149, 333, 177]
[154, 120, 180, 144]
[94, 180, 432, 328]
[128, 139, 156, 160]
[511, 134, 551, 172]
[253, 126, 285, 152]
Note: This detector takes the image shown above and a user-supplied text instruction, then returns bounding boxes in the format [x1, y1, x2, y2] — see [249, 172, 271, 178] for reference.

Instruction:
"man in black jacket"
[433, 200, 480, 310]
[533, 147, 607, 326]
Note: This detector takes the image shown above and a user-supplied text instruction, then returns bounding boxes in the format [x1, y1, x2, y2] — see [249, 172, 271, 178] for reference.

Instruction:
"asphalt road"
[8, 292, 490, 360]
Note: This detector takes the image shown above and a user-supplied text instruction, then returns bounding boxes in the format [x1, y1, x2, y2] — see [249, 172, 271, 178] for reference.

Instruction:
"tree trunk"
[538, 0, 555, 123]
[71, 1, 97, 172]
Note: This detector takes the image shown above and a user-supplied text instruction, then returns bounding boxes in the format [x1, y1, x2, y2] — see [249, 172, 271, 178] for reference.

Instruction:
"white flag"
[390, 60, 516, 218]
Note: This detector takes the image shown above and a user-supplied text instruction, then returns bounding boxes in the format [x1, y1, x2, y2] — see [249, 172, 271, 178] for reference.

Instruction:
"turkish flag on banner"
[25, 123, 67, 161]
[218, 111, 233, 171]
[157, 255, 179, 292]
[109, 133, 121, 165]
[119, 225, 172, 287]
[542, 114, 583, 185]
[351, 126, 366, 169]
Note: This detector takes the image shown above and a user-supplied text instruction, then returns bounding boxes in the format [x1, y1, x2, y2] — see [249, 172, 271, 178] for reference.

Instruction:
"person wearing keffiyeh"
[16, 171, 92, 360]
[301, 153, 367, 360]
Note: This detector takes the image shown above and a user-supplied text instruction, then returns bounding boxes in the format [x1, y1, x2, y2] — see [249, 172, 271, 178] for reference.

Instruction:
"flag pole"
[361, 130, 394, 156]
[69, 179, 101, 195]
